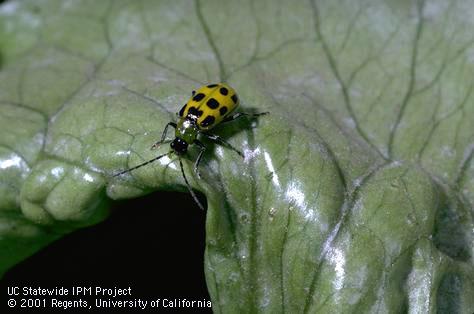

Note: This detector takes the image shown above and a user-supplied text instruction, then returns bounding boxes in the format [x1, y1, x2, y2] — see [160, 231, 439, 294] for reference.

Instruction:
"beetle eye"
[192, 90, 196, 96]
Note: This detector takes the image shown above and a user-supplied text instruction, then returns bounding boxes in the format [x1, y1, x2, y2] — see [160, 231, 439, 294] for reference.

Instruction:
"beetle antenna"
[178, 156, 205, 210]
[113, 152, 172, 177]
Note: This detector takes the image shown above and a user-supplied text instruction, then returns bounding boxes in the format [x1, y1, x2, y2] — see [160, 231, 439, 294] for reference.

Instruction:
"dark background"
[0, 192, 211, 313]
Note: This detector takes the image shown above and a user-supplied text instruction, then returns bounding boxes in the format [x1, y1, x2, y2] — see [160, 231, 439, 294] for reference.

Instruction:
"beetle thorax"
[175, 117, 199, 145]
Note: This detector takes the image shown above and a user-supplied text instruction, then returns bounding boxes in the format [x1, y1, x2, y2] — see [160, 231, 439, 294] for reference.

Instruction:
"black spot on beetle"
[192, 90, 196, 96]
[219, 87, 228, 95]
[188, 106, 197, 115]
[179, 104, 187, 117]
[206, 98, 220, 109]
[187, 107, 203, 119]
[201, 115, 215, 127]
[219, 106, 228, 116]
[192, 93, 205, 102]
[231, 94, 238, 103]
[207, 84, 218, 88]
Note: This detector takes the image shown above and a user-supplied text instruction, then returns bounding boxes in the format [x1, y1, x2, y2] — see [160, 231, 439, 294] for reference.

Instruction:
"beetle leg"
[194, 140, 206, 179]
[178, 156, 205, 210]
[202, 133, 244, 158]
[222, 111, 269, 123]
[151, 122, 177, 149]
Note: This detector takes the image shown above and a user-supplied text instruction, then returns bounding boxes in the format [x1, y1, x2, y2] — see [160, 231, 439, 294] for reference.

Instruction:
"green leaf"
[1, 0, 473, 312]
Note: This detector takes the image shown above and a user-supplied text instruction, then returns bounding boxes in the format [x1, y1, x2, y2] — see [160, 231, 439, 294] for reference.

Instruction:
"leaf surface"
[0, 0, 473, 312]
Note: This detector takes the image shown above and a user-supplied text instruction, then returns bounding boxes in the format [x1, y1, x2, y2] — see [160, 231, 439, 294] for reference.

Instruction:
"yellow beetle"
[114, 83, 268, 210]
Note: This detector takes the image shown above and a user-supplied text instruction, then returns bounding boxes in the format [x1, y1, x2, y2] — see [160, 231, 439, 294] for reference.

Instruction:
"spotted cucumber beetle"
[114, 83, 268, 210]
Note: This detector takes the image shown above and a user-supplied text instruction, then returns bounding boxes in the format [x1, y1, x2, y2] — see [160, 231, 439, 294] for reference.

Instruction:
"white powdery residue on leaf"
[243, 145, 261, 163]
[350, 197, 364, 224]
[318, 217, 329, 234]
[114, 150, 130, 158]
[84, 156, 101, 173]
[239, 246, 249, 261]
[302, 206, 316, 222]
[327, 246, 346, 291]
[259, 285, 271, 309]
[82, 173, 94, 183]
[205, 157, 219, 176]
[348, 265, 368, 304]
[0, 153, 30, 178]
[263, 150, 280, 189]
[285, 181, 305, 209]
[215, 146, 224, 158]
[228, 159, 241, 177]
[285, 181, 316, 224]
[159, 154, 177, 171]
[352, 177, 362, 189]
[0, 155, 22, 170]
[50, 166, 64, 179]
